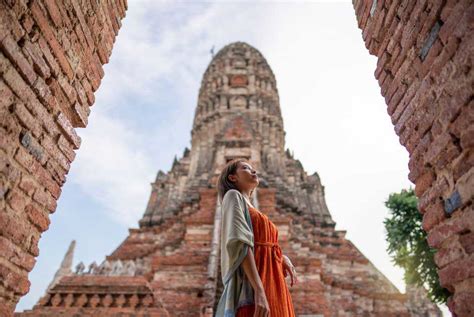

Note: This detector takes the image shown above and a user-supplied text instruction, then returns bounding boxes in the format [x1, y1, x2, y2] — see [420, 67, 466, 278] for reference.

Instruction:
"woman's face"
[228, 161, 259, 192]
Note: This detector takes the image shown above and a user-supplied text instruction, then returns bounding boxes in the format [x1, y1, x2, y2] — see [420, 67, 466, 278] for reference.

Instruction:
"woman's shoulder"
[223, 189, 242, 199]
[222, 189, 245, 205]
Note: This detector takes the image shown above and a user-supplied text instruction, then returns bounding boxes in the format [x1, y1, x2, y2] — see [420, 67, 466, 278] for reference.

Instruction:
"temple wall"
[353, 1, 473, 315]
[0, 0, 127, 315]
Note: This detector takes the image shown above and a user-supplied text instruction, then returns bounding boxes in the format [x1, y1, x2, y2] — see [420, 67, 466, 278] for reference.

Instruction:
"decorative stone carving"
[75, 262, 85, 274]
[229, 95, 247, 108]
[88, 261, 98, 274]
[230, 74, 248, 87]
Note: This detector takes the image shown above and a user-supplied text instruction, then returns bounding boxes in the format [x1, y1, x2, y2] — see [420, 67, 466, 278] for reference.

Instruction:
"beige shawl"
[216, 189, 255, 316]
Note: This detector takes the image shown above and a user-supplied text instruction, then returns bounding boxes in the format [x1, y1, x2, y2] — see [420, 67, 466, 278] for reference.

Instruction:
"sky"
[17, 1, 449, 315]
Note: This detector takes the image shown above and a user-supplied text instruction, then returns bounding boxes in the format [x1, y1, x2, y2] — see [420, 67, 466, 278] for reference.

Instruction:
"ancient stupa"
[18, 42, 441, 316]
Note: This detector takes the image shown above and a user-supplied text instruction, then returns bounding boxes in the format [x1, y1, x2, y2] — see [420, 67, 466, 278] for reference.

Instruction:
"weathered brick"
[455, 167, 474, 208]
[45, 158, 67, 186]
[434, 235, 465, 268]
[422, 200, 446, 232]
[438, 0, 469, 45]
[0, 206, 40, 257]
[12, 103, 42, 138]
[74, 80, 89, 108]
[56, 112, 81, 149]
[18, 175, 36, 197]
[72, 101, 89, 127]
[40, 133, 70, 172]
[37, 35, 60, 77]
[57, 134, 76, 162]
[6, 188, 27, 214]
[459, 231, 474, 254]
[452, 149, 474, 182]
[438, 254, 474, 288]
[20, 131, 46, 165]
[22, 41, 51, 79]
[0, 3, 25, 41]
[32, 160, 62, 200]
[0, 79, 14, 109]
[71, 0, 95, 50]
[81, 77, 95, 105]
[43, 0, 63, 28]
[424, 132, 452, 164]
[451, 291, 474, 317]
[57, 76, 77, 105]
[32, 186, 57, 213]
[0, 34, 37, 85]
[460, 126, 474, 150]
[25, 204, 50, 232]
[30, 1, 74, 80]
[0, 236, 36, 272]
[14, 146, 34, 172]
[0, 262, 30, 295]
[2, 56, 58, 136]
[427, 208, 474, 248]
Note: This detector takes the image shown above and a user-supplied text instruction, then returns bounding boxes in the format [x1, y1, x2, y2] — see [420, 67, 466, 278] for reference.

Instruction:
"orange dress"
[236, 205, 295, 317]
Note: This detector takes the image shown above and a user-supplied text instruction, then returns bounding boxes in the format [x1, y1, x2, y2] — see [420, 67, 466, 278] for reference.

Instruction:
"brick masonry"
[353, 0, 473, 316]
[0, 0, 127, 316]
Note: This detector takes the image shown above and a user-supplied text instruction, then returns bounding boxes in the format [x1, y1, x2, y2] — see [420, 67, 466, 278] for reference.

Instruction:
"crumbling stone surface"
[353, 1, 473, 316]
[0, 0, 127, 315]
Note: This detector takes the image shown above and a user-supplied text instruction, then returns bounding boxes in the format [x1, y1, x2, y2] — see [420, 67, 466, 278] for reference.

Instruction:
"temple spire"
[46, 240, 76, 291]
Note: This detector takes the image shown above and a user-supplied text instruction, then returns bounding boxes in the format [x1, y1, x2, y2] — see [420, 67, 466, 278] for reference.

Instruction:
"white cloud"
[73, 109, 155, 225]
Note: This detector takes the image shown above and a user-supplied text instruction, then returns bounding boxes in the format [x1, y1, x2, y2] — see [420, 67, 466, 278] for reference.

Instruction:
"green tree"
[383, 187, 450, 304]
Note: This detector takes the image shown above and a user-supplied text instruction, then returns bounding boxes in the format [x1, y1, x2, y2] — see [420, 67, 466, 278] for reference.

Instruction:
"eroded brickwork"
[353, 1, 473, 316]
[17, 42, 442, 316]
[0, 0, 127, 315]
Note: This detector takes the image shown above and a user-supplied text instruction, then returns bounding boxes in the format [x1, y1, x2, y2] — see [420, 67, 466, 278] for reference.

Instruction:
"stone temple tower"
[18, 42, 441, 316]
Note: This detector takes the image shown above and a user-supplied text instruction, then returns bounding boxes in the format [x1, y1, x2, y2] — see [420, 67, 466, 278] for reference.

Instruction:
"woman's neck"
[241, 192, 254, 209]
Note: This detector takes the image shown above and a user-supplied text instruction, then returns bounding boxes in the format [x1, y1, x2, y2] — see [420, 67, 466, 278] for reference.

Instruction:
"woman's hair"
[217, 158, 255, 204]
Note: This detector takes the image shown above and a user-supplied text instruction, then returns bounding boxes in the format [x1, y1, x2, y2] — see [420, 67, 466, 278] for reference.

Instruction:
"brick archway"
[0, 1, 472, 316]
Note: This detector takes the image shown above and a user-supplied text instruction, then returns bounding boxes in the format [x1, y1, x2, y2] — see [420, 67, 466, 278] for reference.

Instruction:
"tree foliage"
[383, 187, 450, 304]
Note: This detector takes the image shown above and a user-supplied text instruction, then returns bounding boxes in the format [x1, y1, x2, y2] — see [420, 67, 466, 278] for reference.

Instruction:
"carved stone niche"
[248, 96, 257, 108]
[225, 155, 250, 164]
[224, 148, 251, 161]
[232, 57, 247, 69]
[229, 96, 247, 109]
[231, 47, 245, 57]
[230, 74, 248, 87]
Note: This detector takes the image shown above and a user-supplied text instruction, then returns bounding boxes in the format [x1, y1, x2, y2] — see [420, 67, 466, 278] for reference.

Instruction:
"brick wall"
[353, 1, 473, 316]
[0, 0, 127, 315]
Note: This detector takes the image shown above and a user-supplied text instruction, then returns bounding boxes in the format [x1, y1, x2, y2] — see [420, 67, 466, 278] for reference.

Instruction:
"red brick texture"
[353, 0, 473, 316]
[17, 276, 169, 317]
[0, 0, 127, 315]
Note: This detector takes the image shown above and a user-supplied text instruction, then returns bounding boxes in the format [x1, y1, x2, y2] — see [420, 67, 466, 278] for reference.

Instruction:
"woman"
[215, 158, 297, 317]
